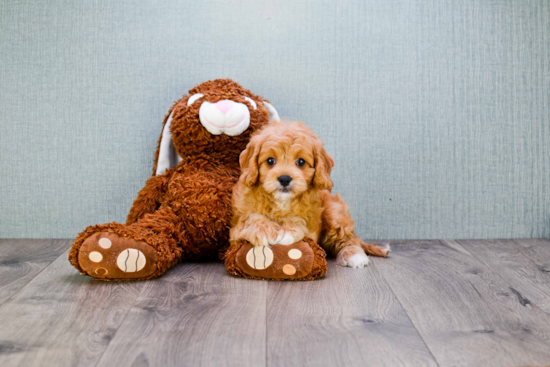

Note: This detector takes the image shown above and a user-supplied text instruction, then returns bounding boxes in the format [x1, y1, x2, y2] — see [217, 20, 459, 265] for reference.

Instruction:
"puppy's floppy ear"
[239, 136, 262, 186]
[153, 104, 183, 176]
[313, 144, 335, 190]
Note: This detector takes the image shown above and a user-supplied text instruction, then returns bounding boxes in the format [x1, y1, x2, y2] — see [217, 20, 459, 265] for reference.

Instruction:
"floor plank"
[374, 240, 550, 367]
[0, 239, 70, 306]
[96, 263, 267, 367]
[266, 260, 438, 367]
[457, 239, 550, 314]
[2, 239, 550, 366]
[0, 249, 144, 367]
[509, 238, 550, 277]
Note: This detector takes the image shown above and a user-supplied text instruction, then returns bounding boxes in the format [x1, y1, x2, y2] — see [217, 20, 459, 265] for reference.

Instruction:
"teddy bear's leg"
[125, 172, 171, 225]
[69, 207, 184, 280]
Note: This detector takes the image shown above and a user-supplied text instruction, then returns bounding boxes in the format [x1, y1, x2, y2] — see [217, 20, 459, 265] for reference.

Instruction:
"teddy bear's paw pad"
[246, 246, 274, 269]
[78, 232, 158, 280]
[236, 241, 315, 280]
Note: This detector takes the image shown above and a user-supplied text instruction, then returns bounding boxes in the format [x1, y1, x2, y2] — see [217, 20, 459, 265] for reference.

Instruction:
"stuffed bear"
[68, 79, 281, 280]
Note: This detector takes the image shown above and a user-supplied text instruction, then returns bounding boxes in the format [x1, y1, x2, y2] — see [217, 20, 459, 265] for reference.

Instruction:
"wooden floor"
[1, 239, 550, 367]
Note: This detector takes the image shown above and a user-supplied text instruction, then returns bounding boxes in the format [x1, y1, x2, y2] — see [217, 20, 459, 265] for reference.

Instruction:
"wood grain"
[0, 239, 70, 307]
[375, 239, 550, 367]
[95, 263, 267, 367]
[457, 239, 550, 314]
[3, 239, 550, 367]
[0, 247, 144, 367]
[508, 238, 550, 277]
[266, 260, 437, 367]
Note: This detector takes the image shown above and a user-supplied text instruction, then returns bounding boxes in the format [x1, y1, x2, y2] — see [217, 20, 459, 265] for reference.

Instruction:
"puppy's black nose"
[278, 175, 292, 187]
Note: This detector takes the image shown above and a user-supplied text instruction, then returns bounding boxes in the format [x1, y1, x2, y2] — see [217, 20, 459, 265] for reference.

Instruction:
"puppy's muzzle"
[278, 175, 292, 187]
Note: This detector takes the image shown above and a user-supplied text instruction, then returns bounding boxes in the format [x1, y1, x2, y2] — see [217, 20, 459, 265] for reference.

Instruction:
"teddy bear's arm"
[126, 171, 172, 225]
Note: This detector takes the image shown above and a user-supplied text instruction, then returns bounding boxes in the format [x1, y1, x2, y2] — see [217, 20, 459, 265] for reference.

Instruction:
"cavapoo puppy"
[230, 121, 389, 268]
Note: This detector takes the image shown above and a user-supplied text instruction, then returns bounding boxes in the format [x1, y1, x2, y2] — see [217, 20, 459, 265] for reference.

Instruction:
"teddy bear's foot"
[77, 232, 158, 280]
[225, 238, 328, 281]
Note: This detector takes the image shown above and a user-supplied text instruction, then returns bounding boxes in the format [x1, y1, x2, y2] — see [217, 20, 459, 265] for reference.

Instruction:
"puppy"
[230, 121, 389, 268]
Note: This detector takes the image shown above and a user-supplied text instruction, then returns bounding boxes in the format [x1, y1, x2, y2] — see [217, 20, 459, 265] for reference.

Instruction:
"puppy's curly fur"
[230, 121, 389, 268]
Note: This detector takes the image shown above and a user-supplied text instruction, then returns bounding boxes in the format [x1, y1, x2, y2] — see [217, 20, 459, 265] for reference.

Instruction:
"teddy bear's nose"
[215, 100, 235, 114]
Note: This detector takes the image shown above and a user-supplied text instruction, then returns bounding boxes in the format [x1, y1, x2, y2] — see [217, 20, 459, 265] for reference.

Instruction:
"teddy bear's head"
[154, 79, 279, 175]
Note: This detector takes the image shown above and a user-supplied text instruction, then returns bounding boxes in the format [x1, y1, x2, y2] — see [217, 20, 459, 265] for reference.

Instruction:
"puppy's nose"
[278, 175, 292, 187]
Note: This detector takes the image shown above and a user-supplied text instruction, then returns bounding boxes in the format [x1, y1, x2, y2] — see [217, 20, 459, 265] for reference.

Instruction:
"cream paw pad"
[77, 232, 158, 280]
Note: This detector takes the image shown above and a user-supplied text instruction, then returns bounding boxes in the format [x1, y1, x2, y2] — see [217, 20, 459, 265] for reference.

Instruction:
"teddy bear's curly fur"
[68, 79, 273, 280]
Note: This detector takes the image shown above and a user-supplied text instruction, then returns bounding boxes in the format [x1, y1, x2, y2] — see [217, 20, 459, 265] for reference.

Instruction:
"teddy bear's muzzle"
[199, 99, 251, 136]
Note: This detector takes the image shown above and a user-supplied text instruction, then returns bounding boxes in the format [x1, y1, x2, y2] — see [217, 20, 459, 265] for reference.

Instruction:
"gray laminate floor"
[1, 239, 550, 367]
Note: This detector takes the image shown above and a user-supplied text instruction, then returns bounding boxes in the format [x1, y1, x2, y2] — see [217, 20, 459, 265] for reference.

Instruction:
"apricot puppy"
[230, 121, 389, 268]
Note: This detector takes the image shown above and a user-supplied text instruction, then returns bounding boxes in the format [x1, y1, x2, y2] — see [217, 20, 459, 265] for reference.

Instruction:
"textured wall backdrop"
[1, 0, 549, 239]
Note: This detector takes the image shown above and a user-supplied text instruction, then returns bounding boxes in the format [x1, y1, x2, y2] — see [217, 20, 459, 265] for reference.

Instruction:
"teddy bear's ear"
[263, 102, 280, 122]
[153, 108, 183, 176]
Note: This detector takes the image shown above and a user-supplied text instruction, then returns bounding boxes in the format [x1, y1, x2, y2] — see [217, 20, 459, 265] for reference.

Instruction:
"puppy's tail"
[361, 242, 390, 258]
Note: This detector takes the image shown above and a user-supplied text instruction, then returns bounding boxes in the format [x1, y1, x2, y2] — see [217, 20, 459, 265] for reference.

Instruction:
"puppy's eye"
[296, 158, 306, 167]
[266, 157, 276, 166]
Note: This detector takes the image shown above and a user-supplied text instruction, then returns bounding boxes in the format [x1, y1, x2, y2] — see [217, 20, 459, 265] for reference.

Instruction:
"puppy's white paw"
[336, 246, 370, 268]
[346, 253, 371, 268]
[278, 232, 297, 245]
[271, 231, 298, 246]
[251, 236, 270, 247]
[269, 232, 283, 245]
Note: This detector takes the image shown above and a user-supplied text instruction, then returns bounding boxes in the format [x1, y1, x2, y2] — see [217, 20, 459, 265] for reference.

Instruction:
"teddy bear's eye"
[244, 96, 257, 110]
[266, 157, 276, 166]
[187, 93, 204, 106]
[296, 158, 306, 167]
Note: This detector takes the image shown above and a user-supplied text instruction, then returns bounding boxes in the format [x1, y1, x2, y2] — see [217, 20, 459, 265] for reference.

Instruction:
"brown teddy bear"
[69, 79, 285, 280]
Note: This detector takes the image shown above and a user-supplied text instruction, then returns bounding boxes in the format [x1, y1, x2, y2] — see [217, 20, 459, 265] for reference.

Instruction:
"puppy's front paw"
[336, 245, 370, 268]
[251, 236, 270, 247]
[273, 231, 296, 245]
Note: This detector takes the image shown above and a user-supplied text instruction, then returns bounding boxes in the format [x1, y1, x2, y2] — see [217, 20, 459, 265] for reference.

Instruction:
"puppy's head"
[239, 121, 334, 199]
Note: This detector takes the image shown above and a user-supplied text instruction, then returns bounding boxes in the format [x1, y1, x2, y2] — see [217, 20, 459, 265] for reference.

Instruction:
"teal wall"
[1, 0, 549, 239]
